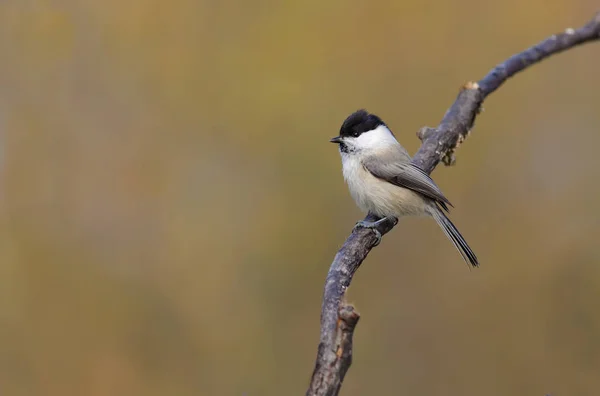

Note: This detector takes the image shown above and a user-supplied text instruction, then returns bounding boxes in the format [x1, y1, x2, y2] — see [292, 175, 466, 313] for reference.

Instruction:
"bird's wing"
[363, 153, 453, 212]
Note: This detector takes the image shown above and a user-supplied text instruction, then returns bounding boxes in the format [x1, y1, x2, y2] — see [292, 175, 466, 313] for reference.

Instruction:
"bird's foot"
[353, 217, 396, 246]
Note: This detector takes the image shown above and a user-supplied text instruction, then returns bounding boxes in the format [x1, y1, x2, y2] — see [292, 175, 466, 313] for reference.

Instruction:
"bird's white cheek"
[354, 125, 399, 150]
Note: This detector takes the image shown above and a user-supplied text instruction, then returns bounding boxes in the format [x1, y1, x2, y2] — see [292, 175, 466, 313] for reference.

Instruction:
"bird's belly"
[344, 162, 428, 218]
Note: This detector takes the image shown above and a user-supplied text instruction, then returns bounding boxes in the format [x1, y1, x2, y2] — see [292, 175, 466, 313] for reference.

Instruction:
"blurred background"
[0, 1, 599, 395]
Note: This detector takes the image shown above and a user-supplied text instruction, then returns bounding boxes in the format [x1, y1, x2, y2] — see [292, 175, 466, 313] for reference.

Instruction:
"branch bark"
[307, 12, 600, 396]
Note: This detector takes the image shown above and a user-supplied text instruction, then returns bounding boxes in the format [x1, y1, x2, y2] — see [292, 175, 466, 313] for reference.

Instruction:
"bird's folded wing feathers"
[363, 156, 453, 212]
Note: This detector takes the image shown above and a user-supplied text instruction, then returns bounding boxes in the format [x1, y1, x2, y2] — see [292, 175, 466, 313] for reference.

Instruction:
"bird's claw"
[353, 218, 388, 246]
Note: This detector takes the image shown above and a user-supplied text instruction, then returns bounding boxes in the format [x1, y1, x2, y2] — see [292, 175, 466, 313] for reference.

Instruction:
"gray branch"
[307, 12, 600, 396]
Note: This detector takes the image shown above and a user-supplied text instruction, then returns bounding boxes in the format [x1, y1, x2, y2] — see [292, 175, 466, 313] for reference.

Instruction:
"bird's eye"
[352, 131, 359, 137]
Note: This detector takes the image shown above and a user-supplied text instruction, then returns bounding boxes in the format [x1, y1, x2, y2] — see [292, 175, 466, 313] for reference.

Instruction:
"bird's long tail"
[431, 207, 479, 267]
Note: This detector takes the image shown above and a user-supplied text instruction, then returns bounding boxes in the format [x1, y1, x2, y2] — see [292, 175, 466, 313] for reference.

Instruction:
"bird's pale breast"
[341, 154, 428, 218]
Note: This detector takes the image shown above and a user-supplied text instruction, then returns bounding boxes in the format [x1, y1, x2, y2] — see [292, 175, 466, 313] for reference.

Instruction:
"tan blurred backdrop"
[1, 1, 599, 395]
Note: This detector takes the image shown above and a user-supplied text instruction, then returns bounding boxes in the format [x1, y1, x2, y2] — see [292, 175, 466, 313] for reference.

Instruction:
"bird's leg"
[353, 215, 398, 246]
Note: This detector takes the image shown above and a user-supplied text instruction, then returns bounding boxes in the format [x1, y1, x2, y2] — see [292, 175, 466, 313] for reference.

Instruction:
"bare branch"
[307, 305, 360, 396]
[307, 12, 600, 396]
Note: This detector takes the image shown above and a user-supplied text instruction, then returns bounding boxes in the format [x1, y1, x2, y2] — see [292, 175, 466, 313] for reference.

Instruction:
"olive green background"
[1, 1, 599, 395]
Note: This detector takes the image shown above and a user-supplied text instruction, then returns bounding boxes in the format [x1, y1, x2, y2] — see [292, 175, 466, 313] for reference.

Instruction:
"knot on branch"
[338, 304, 360, 332]
[335, 305, 360, 381]
[442, 128, 471, 166]
[417, 126, 436, 141]
[442, 149, 457, 166]
[462, 81, 480, 91]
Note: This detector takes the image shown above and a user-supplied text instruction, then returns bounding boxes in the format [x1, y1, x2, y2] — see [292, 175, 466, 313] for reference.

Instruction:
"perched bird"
[330, 109, 478, 267]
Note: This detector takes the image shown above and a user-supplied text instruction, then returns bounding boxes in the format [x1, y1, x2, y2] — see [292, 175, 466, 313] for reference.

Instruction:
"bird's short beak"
[330, 136, 343, 144]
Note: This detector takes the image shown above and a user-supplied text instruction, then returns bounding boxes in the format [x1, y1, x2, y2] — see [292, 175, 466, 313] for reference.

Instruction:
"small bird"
[330, 109, 478, 267]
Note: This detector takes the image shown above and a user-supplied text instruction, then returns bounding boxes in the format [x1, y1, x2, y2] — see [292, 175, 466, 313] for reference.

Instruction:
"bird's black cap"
[339, 109, 386, 138]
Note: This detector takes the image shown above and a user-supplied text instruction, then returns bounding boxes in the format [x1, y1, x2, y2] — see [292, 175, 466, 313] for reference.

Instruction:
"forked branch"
[307, 12, 600, 396]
